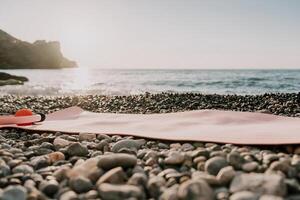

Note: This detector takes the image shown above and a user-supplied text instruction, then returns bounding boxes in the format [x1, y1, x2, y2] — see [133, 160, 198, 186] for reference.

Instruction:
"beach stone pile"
[0, 93, 300, 199]
[0, 129, 299, 199]
[0, 92, 300, 117]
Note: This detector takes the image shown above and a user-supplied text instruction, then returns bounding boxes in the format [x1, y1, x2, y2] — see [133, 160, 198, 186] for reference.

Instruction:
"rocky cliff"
[0, 29, 77, 69]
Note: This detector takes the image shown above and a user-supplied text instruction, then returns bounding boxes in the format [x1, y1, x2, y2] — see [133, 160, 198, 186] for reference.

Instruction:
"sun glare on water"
[66, 68, 92, 91]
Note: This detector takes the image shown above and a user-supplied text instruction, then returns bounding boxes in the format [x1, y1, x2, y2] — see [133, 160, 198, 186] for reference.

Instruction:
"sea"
[0, 69, 299, 96]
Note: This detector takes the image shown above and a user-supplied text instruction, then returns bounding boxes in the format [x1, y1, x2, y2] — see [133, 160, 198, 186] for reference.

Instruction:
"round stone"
[66, 143, 89, 157]
[0, 160, 11, 177]
[164, 151, 185, 165]
[1, 185, 27, 200]
[260, 195, 284, 200]
[12, 164, 34, 174]
[127, 173, 148, 188]
[53, 137, 72, 149]
[160, 185, 178, 200]
[97, 153, 137, 170]
[227, 151, 244, 169]
[84, 190, 99, 199]
[147, 176, 166, 198]
[242, 161, 259, 172]
[79, 132, 96, 141]
[111, 139, 145, 153]
[230, 173, 286, 196]
[69, 176, 93, 193]
[178, 179, 213, 200]
[39, 180, 59, 197]
[95, 140, 109, 151]
[47, 152, 65, 163]
[230, 191, 258, 200]
[96, 167, 127, 185]
[205, 156, 228, 175]
[181, 143, 195, 151]
[60, 191, 77, 200]
[98, 183, 143, 200]
[217, 166, 236, 184]
[30, 156, 49, 170]
[40, 142, 54, 149]
[268, 160, 290, 175]
[158, 143, 169, 149]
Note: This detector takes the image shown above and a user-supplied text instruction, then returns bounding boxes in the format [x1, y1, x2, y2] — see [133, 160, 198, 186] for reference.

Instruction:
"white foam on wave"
[0, 69, 299, 96]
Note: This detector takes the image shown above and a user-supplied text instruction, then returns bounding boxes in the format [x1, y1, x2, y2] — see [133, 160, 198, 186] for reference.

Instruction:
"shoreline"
[1, 92, 299, 116]
[0, 93, 300, 199]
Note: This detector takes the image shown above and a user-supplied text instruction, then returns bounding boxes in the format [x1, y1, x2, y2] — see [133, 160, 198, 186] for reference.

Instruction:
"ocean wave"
[246, 77, 269, 81]
[0, 69, 299, 95]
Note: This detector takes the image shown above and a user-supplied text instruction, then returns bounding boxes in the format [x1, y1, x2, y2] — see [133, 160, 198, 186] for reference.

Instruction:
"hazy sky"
[0, 0, 300, 69]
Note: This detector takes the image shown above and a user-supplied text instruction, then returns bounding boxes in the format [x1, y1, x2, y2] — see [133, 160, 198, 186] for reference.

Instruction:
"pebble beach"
[0, 93, 300, 200]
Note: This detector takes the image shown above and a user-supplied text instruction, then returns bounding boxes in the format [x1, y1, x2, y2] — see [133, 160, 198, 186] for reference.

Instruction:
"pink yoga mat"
[0, 106, 299, 145]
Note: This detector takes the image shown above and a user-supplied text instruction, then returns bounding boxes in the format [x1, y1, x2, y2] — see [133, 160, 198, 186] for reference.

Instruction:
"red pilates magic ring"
[15, 109, 33, 126]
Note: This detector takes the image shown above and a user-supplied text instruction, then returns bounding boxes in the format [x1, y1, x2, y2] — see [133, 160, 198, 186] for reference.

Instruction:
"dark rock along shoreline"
[0, 72, 29, 86]
[0, 93, 300, 200]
